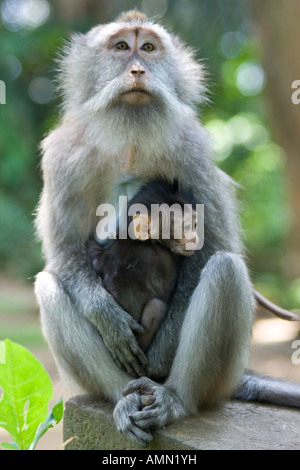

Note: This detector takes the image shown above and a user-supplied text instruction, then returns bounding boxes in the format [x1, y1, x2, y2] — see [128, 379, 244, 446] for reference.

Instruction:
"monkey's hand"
[96, 311, 149, 377]
[122, 377, 186, 430]
[113, 392, 153, 447]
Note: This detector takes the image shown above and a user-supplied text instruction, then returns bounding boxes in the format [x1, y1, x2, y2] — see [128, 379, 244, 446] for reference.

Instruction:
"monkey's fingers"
[130, 343, 149, 369]
[114, 345, 146, 377]
[127, 426, 153, 448]
[123, 380, 143, 396]
[121, 359, 139, 378]
[131, 322, 146, 334]
[142, 395, 156, 407]
[122, 317, 149, 369]
[125, 313, 145, 334]
[129, 409, 159, 430]
[124, 359, 144, 378]
[110, 347, 138, 377]
[123, 377, 155, 397]
[128, 322, 151, 367]
[113, 392, 153, 447]
[113, 355, 127, 373]
[126, 353, 147, 378]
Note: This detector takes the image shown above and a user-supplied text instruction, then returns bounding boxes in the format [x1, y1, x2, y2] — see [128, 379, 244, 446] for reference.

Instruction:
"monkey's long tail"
[233, 370, 300, 408]
[254, 289, 300, 322]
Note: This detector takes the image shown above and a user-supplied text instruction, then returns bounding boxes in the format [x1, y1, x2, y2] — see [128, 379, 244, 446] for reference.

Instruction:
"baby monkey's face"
[132, 206, 199, 256]
[167, 207, 199, 256]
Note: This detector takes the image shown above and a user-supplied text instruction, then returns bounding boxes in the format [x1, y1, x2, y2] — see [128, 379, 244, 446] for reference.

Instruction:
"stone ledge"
[63, 395, 300, 450]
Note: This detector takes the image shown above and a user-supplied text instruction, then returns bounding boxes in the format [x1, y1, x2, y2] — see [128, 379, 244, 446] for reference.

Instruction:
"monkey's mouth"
[120, 89, 152, 105]
[123, 87, 151, 95]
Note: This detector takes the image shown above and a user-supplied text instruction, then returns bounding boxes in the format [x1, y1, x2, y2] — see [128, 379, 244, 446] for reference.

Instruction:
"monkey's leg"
[167, 251, 254, 409]
[138, 298, 168, 351]
[125, 252, 254, 430]
[34, 270, 153, 446]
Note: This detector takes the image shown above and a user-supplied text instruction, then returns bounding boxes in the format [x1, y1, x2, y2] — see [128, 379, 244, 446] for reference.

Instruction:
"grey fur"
[34, 12, 298, 448]
[233, 371, 300, 408]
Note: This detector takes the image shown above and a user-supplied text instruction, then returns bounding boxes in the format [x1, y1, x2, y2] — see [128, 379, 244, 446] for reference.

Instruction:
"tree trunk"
[51, 0, 108, 23]
[251, 0, 300, 277]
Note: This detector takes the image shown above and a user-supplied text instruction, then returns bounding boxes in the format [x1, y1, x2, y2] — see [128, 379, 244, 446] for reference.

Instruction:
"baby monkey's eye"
[115, 41, 129, 51]
[141, 43, 155, 52]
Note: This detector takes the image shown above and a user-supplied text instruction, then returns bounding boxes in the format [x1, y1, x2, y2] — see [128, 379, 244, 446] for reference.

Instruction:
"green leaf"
[0, 339, 53, 450]
[1, 441, 21, 450]
[52, 397, 64, 423]
[29, 398, 63, 450]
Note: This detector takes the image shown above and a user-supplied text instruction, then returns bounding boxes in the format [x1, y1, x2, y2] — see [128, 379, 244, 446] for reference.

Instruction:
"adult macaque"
[34, 10, 300, 447]
[88, 178, 198, 352]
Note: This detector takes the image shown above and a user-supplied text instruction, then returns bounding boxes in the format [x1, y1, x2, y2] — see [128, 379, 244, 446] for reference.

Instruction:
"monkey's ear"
[133, 213, 151, 241]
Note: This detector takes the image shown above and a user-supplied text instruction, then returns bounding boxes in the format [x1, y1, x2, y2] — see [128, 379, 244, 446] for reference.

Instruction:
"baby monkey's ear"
[133, 213, 151, 241]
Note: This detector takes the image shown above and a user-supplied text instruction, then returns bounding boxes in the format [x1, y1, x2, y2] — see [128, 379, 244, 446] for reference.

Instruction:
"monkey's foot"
[123, 377, 186, 430]
[113, 391, 153, 447]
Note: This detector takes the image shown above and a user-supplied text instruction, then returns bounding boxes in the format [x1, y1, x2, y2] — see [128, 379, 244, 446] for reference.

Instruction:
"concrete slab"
[63, 395, 300, 450]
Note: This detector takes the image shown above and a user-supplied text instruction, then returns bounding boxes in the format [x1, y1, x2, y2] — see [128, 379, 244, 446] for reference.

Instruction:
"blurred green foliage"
[0, 20, 66, 278]
[0, 0, 297, 307]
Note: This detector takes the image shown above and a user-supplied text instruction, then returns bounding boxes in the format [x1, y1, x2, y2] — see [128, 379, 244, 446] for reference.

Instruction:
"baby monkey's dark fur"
[88, 179, 197, 350]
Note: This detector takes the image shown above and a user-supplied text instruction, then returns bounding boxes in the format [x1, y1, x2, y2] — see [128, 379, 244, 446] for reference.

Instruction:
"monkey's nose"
[130, 64, 146, 77]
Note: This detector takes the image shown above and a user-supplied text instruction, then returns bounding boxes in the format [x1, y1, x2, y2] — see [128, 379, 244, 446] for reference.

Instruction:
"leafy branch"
[0, 339, 63, 450]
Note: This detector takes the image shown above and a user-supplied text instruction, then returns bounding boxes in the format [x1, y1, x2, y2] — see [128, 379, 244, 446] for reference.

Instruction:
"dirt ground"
[0, 277, 299, 450]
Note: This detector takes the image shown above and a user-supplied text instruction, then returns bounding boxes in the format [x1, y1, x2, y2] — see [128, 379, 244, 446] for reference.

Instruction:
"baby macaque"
[88, 178, 198, 350]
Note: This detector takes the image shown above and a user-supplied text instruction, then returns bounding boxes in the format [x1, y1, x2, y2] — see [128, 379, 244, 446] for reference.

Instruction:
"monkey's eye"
[114, 41, 129, 51]
[141, 43, 155, 52]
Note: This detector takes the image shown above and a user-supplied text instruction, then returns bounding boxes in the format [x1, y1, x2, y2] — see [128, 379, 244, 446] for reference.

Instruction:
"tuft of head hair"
[116, 10, 149, 24]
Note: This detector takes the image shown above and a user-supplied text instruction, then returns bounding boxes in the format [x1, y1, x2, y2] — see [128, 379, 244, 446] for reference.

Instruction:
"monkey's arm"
[36, 140, 148, 377]
[48, 243, 148, 377]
